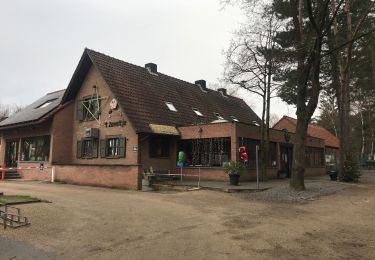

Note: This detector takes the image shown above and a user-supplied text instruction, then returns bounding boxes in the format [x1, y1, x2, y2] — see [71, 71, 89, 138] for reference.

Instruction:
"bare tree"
[0, 102, 23, 120]
[224, 4, 281, 179]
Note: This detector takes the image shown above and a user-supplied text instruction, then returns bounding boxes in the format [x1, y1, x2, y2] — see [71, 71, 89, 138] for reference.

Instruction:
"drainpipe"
[1, 162, 5, 180]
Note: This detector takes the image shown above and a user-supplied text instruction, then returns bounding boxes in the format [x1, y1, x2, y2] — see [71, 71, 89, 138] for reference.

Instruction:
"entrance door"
[5, 140, 19, 168]
[280, 145, 293, 178]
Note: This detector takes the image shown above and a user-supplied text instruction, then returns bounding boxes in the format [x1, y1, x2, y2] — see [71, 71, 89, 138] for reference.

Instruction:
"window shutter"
[118, 138, 126, 158]
[100, 139, 107, 158]
[76, 100, 84, 121]
[92, 139, 98, 158]
[76, 141, 82, 159]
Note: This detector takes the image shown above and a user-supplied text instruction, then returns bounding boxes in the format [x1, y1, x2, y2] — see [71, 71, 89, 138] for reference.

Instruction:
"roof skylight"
[215, 113, 224, 120]
[230, 116, 239, 122]
[165, 102, 177, 112]
[192, 108, 203, 117]
[36, 99, 57, 109]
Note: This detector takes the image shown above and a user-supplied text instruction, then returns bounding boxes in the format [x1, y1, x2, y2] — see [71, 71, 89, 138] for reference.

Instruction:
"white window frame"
[37, 99, 56, 109]
[192, 108, 203, 117]
[165, 102, 177, 112]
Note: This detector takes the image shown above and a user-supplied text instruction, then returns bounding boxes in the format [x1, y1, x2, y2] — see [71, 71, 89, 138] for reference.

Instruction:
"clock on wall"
[110, 98, 118, 110]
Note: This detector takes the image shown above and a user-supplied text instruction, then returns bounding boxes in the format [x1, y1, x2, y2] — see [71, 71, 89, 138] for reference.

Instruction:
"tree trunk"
[360, 109, 365, 159]
[290, 117, 308, 190]
[338, 0, 353, 181]
[260, 84, 267, 180]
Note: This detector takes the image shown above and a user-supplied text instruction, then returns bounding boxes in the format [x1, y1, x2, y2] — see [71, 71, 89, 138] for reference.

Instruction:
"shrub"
[223, 161, 246, 175]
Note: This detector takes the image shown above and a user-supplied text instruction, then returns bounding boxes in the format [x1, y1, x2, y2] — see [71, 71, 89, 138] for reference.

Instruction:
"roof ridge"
[47, 89, 66, 95]
[85, 48, 237, 100]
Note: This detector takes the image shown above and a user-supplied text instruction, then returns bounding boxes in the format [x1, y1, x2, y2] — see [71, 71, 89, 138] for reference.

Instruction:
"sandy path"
[0, 173, 374, 259]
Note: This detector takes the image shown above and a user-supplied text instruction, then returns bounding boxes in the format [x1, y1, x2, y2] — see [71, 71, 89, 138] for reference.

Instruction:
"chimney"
[195, 80, 206, 90]
[218, 88, 227, 96]
[145, 63, 157, 74]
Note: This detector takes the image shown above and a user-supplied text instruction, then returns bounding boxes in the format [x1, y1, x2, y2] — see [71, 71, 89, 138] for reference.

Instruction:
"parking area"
[0, 172, 375, 259]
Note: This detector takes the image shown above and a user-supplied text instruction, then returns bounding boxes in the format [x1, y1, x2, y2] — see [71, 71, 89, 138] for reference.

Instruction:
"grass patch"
[0, 195, 41, 205]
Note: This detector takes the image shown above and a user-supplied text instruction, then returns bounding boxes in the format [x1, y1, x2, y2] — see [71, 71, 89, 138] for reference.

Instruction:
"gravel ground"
[236, 178, 351, 203]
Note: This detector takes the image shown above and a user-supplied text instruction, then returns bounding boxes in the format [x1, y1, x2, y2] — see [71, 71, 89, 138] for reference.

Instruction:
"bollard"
[51, 166, 55, 183]
[1, 163, 5, 180]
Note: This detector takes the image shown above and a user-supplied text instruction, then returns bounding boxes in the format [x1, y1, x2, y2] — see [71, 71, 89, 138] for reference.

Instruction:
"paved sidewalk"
[165, 180, 270, 192]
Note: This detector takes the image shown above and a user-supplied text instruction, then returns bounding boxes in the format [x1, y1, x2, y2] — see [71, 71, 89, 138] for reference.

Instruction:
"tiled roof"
[0, 90, 65, 128]
[273, 116, 340, 148]
[63, 48, 261, 133]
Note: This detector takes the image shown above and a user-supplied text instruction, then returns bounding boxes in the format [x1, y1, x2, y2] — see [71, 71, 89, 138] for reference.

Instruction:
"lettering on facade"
[104, 120, 126, 128]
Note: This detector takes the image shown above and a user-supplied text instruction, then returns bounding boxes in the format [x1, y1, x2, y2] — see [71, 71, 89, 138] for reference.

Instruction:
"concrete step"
[4, 171, 21, 179]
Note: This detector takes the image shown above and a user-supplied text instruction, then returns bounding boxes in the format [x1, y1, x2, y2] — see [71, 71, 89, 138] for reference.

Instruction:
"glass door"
[5, 140, 19, 168]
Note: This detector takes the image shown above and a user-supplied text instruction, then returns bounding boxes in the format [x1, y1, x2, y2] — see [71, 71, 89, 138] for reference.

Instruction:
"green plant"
[223, 161, 246, 175]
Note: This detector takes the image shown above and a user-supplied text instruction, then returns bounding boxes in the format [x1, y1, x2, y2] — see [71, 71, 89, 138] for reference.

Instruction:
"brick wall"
[71, 66, 139, 165]
[18, 161, 52, 181]
[139, 134, 178, 173]
[51, 102, 75, 164]
[54, 164, 141, 189]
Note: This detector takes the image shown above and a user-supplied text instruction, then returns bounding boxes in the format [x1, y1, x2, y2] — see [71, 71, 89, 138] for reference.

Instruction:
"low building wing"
[0, 90, 65, 129]
[273, 116, 339, 148]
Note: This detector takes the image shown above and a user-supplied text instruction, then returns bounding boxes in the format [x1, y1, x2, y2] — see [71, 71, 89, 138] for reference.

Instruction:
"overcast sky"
[0, 0, 296, 119]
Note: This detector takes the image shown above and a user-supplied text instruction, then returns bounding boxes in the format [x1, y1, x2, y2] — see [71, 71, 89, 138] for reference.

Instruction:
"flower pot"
[329, 172, 338, 181]
[229, 174, 240, 186]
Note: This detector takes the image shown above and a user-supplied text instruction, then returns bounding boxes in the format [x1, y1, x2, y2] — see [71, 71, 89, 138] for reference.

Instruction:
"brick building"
[273, 116, 340, 166]
[0, 49, 330, 189]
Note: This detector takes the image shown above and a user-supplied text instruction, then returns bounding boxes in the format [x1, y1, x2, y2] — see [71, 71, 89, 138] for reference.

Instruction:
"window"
[268, 142, 277, 167]
[252, 120, 260, 126]
[230, 116, 239, 122]
[83, 139, 93, 157]
[76, 96, 100, 121]
[100, 137, 126, 158]
[239, 138, 277, 168]
[165, 102, 177, 112]
[77, 138, 98, 158]
[215, 113, 224, 120]
[150, 136, 170, 158]
[36, 99, 57, 109]
[192, 108, 203, 117]
[107, 138, 119, 156]
[305, 147, 324, 167]
[177, 138, 231, 167]
[21, 136, 50, 161]
[239, 138, 259, 168]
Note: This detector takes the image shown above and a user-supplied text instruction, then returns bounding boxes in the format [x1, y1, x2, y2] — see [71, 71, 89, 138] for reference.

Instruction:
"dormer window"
[215, 113, 224, 120]
[230, 116, 239, 122]
[192, 108, 203, 117]
[165, 102, 177, 112]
